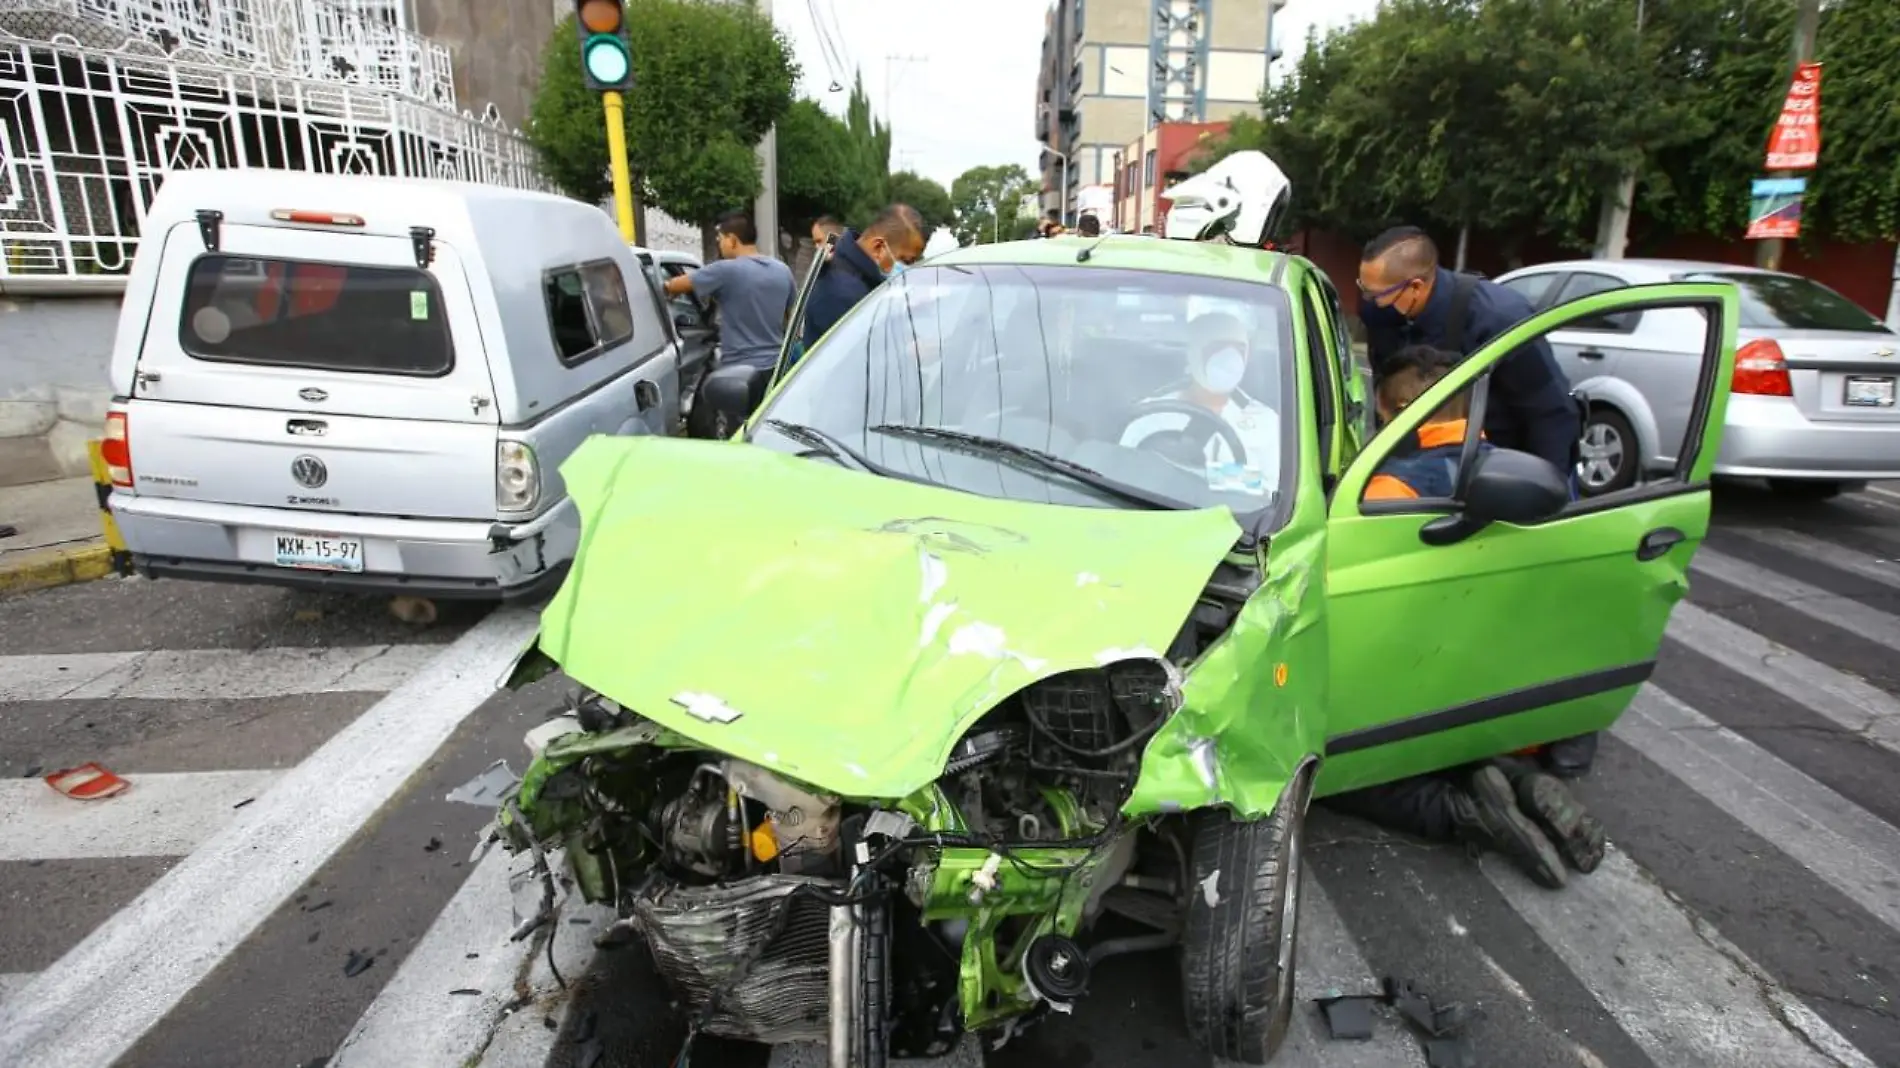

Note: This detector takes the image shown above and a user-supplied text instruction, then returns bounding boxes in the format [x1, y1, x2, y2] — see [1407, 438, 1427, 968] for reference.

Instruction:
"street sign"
[1765, 61, 1822, 171]
[574, 0, 634, 92]
[1746, 177, 1806, 240]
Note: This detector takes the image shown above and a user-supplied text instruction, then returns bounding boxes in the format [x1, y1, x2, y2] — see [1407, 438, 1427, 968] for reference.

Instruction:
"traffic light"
[574, 0, 633, 92]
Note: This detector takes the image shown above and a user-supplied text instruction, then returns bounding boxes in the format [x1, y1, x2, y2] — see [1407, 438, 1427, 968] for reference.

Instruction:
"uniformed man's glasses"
[1357, 277, 1419, 304]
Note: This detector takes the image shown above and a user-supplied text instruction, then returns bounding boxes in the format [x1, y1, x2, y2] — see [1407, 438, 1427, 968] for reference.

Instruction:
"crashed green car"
[490, 232, 1739, 1065]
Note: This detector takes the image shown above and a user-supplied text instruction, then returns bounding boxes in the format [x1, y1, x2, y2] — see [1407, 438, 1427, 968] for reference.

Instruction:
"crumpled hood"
[536, 435, 1244, 799]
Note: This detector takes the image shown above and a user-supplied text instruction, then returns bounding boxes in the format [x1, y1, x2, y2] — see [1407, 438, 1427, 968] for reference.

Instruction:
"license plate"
[273, 532, 364, 572]
[1844, 375, 1897, 408]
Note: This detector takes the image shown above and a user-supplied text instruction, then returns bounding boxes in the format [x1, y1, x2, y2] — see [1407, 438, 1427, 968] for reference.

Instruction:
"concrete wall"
[0, 296, 119, 485]
[413, 0, 563, 124]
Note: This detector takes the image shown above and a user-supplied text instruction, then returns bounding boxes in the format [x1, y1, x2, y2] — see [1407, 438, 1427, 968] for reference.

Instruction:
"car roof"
[1502, 258, 1787, 283]
[927, 234, 1298, 288]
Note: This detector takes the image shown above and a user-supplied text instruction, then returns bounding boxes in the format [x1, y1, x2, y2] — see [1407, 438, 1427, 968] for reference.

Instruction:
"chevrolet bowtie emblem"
[1877, 347, 1896, 359]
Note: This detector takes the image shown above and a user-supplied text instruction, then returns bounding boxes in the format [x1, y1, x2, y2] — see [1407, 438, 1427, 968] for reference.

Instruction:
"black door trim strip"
[1323, 660, 1656, 757]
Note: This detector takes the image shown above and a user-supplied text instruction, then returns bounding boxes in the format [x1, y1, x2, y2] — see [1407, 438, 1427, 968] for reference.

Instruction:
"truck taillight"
[1732, 338, 1793, 397]
[497, 440, 540, 513]
[101, 411, 133, 487]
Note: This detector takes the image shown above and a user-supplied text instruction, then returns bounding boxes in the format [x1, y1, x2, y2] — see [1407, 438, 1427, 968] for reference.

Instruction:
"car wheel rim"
[1273, 781, 1308, 1010]
[1577, 422, 1625, 489]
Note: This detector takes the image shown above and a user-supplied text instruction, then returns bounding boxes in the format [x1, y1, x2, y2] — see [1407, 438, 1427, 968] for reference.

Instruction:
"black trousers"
[1318, 754, 1541, 843]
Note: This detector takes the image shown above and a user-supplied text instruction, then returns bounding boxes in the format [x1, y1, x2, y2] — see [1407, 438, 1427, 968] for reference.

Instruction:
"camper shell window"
[178, 254, 454, 377]
[544, 258, 637, 366]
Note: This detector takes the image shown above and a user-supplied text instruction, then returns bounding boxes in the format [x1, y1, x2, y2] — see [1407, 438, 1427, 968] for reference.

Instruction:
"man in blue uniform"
[800, 204, 927, 354]
[1357, 226, 1598, 777]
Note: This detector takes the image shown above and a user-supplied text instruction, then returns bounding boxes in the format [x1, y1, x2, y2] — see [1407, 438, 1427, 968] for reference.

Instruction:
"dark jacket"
[1360, 267, 1578, 472]
[801, 229, 886, 350]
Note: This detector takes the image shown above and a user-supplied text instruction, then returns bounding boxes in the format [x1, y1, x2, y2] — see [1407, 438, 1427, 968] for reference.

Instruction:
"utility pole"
[753, 0, 779, 259]
[1757, 0, 1822, 271]
[1593, 0, 1645, 261]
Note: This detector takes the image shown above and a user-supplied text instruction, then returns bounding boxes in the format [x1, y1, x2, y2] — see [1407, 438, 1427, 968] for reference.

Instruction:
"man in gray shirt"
[665, 210, 795, 371]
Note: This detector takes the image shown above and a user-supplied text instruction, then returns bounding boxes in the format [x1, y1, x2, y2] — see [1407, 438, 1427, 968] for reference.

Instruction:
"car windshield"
[1681, 271, 1894, 334]
[750, 262, 1295, 521]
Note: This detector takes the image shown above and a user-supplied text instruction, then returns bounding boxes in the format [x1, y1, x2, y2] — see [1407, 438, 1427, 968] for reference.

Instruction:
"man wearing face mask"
[800, 203, 927, 353]
[1119, 310, 1280, 496]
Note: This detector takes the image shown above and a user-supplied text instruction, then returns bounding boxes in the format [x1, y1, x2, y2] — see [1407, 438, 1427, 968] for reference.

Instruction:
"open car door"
[1313, 282, 1739, 797]
[686, 234, 835, 439]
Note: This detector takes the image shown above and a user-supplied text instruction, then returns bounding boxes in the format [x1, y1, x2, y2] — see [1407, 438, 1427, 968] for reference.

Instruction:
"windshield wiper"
[867, 424, 1189, 511]
[761, 419, 895, 477]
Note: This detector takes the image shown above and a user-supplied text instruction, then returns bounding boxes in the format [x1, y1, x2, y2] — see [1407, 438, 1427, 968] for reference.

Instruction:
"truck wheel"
[1180, 766, 1314, 1065]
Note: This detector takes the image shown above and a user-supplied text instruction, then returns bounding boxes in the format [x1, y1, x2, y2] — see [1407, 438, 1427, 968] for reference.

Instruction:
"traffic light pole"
[601, 90, 637, 242]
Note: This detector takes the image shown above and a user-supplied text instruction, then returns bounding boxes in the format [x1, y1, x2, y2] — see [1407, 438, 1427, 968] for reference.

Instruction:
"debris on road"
[424, 836, 442, 852]
[44, 762, 129, 800]
[1313, 976, 1473, 1065]
[446, 760, 518, 808]
[233, 797, 255, 809]
[343, 950, 376, 978]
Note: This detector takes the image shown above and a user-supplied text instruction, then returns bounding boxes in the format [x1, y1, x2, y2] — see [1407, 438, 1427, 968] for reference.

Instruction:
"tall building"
[1111, 121, 1229, 234]
[1034, 0, 1287, 222]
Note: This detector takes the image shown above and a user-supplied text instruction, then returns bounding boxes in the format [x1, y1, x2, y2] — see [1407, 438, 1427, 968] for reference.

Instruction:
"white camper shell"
[104, 168, 682, 601]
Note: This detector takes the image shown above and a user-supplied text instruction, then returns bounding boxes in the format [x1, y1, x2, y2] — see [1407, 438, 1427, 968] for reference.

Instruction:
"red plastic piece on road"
[44, 762, 130, 800]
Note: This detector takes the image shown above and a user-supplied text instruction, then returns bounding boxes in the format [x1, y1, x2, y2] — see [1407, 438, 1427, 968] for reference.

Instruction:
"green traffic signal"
[584, 36, 630, 85]
[574, 0, 633, 92]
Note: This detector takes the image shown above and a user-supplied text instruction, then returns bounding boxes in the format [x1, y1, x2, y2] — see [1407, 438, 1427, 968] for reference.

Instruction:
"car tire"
[1577, 407, 1639, 496]
[1179, 765, 1314, 1065]
[1769, 479, 1843, 500]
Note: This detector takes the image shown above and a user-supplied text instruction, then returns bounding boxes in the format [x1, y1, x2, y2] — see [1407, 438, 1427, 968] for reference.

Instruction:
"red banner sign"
[1765, 62, 1822, 170]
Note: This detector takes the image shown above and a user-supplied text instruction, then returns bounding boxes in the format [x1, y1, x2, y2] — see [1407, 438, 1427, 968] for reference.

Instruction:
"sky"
[770, 0, 1380, 193]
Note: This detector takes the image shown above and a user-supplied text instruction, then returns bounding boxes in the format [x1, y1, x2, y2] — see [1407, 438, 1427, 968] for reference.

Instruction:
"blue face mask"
[888, 261, 908, 278]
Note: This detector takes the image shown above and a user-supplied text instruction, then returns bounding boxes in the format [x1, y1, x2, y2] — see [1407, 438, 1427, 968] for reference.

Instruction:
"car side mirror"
[1419, 448, 1569, 546]
[689, 362, 773, 440]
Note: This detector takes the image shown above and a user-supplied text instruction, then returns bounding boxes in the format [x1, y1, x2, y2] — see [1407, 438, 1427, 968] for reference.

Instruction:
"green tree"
[950, 164, 1036, 245]
[844, 71, 894, 223]
[778, 98, 873, 236]
[526, 0, 797, 251]
[887, 171, 954, 234]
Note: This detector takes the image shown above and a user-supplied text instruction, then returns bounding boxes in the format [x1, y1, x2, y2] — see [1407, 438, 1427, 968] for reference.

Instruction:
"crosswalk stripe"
[1481, 848, 1877, 1068]
[0, 606, 542, 1068]
[1691, 547, 1900, 652]
[330, 848, 620, 1068]
[1665, 602, 1900, 757]
[0, 645, 443, 703]
[1862, 485, 1900, 503]
[1616, 687, 1900, 933]
[1266, 877, 1429, 1067]
[0, 769, 281, 862]
[1723, 526, 1900, 592]
[0, 973, 30, 1007]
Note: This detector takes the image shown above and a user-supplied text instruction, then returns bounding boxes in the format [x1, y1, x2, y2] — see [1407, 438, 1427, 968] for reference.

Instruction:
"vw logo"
[291, 455, 328, 489]
[299, 387, 329, 402]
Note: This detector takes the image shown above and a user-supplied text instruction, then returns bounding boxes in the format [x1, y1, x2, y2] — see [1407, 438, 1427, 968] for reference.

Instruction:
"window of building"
[1144, 149, 1157, 187]
[543, 258, 636, 366]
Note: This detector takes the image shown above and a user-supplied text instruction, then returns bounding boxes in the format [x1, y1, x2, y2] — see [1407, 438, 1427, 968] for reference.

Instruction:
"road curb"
[0, 541, 114, 595]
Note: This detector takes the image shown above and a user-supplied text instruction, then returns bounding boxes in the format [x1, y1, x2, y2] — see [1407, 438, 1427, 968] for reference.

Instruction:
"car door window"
[1554, 272, 1641, 334]
[543, 259, 636, 367]
[662, 263, 709, 325]
[1500, 271, 1563, 310]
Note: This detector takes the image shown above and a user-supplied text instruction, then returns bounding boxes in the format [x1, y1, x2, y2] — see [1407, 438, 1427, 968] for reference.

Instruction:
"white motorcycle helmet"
[1161, 150, 1292, 248]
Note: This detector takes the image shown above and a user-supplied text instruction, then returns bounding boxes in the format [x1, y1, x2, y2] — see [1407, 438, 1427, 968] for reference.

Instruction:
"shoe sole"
[1470, 767, 1567, 889]
[1519, 775, 1607, 874]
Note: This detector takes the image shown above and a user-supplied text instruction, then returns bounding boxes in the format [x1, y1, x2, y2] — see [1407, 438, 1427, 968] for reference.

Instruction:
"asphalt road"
[2, 480, 1898, 1068]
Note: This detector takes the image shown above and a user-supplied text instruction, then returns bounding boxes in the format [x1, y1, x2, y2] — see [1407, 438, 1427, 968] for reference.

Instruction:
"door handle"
[634, 380, 659, 412]
[1578, 349, 1606, 361]
[1636, 527, 1685, 561]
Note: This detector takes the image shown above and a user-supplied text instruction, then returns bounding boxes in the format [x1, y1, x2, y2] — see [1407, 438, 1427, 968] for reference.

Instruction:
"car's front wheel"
[1180, 765, 1315, 1065]
[1578, 407, 1639, 496]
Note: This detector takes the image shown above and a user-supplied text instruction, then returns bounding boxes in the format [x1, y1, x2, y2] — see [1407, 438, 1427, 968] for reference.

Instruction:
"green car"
[488, 235, 1739, 1066]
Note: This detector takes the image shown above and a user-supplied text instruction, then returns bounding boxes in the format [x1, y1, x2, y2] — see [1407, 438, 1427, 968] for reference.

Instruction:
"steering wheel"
[1124, 397, 1248, 467]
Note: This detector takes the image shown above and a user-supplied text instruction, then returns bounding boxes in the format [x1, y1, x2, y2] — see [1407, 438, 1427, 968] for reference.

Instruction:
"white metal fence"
[0, 26, 546, 280]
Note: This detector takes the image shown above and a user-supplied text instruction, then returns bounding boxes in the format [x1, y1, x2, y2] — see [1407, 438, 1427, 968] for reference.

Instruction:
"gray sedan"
[1494, 258, 1900, 499]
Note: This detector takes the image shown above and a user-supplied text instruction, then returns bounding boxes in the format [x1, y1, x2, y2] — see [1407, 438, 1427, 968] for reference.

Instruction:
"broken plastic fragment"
[1315, 994, 1376, 1040]
[44, 762, 129, 800]
[863, 809, 918, 841]
[446, 760, 518, 808]
[670, 691, 743, 724]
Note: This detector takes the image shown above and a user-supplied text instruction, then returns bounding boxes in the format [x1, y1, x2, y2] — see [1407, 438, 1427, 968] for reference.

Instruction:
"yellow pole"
[601, 90, 636, 242]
